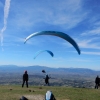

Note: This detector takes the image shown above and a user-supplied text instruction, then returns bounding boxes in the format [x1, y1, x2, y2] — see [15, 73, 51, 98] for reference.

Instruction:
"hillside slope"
[0, 85, 100, 100]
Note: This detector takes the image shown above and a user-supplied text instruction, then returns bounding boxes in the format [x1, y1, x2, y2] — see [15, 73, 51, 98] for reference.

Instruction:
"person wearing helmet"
[45, 90, 56, 100]
[22, 70, 29, 88]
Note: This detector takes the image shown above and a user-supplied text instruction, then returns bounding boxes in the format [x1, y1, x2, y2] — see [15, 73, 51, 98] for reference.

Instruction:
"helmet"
[24, 70, 27, 73]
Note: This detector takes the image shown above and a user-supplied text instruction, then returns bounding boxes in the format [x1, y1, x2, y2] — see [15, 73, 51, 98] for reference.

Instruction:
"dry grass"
[0, 85, 100, 100]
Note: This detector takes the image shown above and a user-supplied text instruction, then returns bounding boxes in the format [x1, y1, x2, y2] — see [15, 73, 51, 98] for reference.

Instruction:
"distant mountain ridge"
[0, 65, 99, 76]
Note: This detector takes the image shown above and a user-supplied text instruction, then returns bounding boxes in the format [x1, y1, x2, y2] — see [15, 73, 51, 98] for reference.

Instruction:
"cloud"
[81, 27, 100, 36]
[82, 51, 100, 56]
[79, 20, 100, 50]
[10, 0, 87, 30]
[36, 0, 87, 29]
[0, 0, 11, 47]
[81, 18, 100, 36]
[78, 38, 100, 49]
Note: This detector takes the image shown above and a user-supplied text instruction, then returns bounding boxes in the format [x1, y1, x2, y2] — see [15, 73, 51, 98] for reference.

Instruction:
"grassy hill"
[0, 85, 100, 100]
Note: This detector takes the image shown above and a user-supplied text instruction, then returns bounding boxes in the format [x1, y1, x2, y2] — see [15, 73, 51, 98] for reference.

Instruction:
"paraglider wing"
[24, 31, 81, 55]
[34, 50, 54, 59]
[42, 70, 46, 73]
[46, 50, 54, 57]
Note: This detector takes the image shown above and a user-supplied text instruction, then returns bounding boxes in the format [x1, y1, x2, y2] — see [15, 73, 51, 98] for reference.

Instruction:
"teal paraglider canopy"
[34, 50, 54, 59]
[24, 31, 81, 55]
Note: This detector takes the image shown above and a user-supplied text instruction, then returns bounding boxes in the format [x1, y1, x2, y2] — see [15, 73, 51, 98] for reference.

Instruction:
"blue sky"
[0, 0, 100, 70]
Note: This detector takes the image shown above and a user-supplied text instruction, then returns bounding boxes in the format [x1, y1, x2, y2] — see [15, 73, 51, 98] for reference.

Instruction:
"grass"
[0, 85, 100, 100]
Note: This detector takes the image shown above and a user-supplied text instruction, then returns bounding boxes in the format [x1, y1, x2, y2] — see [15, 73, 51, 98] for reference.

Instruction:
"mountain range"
[0, 65, 99, 76]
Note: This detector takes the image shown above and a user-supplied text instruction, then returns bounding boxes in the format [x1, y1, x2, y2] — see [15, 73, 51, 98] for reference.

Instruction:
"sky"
[0, 0, 100, 70]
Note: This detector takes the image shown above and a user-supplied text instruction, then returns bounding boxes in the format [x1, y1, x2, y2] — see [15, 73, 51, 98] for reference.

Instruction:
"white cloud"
[81, 20, 100, 36]
[78, 38, 100, 49]
[0, 0, 11, 47]
[37, 0, 87, 29]
[79, 20, 100, 50]
[81, 27, 100, 36]
[10, 0, 87, 29]
[82, 51, 100, 55]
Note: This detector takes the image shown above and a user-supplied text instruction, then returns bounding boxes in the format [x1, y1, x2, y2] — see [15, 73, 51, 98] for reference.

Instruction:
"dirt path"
[20, 94, 70, 100]
[23, 95, 44, 100]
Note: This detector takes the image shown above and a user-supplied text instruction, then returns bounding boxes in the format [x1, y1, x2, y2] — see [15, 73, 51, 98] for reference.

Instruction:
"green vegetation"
[0, 85, 100, 100]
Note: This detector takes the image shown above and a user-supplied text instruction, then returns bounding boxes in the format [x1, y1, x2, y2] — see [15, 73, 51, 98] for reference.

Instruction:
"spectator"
[95, 75, 99, 89]
[22, 70, 28, 88]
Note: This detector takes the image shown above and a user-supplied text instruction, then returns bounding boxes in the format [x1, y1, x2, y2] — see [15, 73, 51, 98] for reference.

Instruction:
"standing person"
[22, 70, 28, 88]
[45, 74, 50, 86]
[95, 75, 100, 89]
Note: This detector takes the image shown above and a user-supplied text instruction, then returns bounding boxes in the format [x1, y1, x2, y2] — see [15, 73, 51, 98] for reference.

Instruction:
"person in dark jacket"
[95, 75, 100, 89]
[45, 90, 56, 100]
[22, 70, 28, 88]
[44, 74, 50, 86]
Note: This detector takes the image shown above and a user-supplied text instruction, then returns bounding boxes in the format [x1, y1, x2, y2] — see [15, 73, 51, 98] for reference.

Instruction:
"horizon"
[0, 0, 100, 70]
[0, 64, 99, 71]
